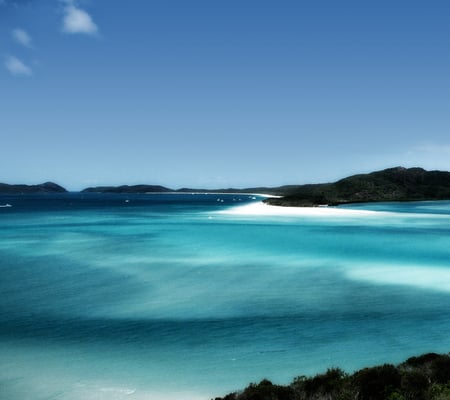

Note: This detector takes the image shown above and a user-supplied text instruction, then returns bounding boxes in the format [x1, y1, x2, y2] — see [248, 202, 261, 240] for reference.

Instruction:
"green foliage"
[293, 368, 348, 400]
[264, 167, 450, 207]
[430, 355, 450, 384]
[0, 182, 67, 193]
[352, 364, 401, 400]
[429, 383, 450, 400]
[400, 370, 428, 400]
[387, 392, 405, 400]
[81, 184, 172, 193]
[404, 353, 442, 368]
[235, 379, 295, 400]
[214, 351, 450, 400]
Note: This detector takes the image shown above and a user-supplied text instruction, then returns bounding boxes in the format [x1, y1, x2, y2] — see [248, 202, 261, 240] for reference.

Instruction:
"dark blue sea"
[1, 193, 450, 399]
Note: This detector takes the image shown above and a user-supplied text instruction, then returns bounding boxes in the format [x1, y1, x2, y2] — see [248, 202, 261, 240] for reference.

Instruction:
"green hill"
[0, 182, 67, 194]
[265, 167, 450, 207]
[81, 184, 172, 193]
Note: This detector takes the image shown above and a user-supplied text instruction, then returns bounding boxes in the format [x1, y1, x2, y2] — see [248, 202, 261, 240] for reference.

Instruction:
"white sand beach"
[217, 200, 387, 217]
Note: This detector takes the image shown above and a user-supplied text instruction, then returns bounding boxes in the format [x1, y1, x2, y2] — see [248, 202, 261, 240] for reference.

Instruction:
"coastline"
[217, 200, 387, 217]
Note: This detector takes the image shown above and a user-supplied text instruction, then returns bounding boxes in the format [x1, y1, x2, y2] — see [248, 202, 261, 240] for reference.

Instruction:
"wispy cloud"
[12, 28, 32, 47]
[0, 0, 33, 8]
[62, 3, 98, 35]
[415, 143, 450, 155]
[4, 55, 32, 76]
[390, 142, 450, 171]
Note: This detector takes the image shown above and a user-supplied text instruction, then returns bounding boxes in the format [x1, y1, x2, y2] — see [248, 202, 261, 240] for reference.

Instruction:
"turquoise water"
[1, 194, 450, 399]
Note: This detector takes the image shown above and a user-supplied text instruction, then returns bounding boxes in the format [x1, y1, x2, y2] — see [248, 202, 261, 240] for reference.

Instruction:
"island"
[81, 184, 173, 193]
[213, 351, 450, 400]
[0, 182, 67, 194]
[3, 167, 450, 205]
[264, 167, 450, 207]
[81, 185, 290, 196]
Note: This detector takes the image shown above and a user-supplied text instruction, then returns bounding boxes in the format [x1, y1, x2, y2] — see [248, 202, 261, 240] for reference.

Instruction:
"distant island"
[78, 167, 450, 205]
[81, 184, 173, 193]
[212, 351, 450, 400]
[2, 167, 450, 207]
[0, 182, 67, 194]
[81, 185, 289, 195]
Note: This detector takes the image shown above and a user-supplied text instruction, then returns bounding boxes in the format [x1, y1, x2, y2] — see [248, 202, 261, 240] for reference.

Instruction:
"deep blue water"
[1, 194, 450, 399]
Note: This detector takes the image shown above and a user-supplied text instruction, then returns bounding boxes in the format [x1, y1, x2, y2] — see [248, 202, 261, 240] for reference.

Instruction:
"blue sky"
[1, 0, 450, 190]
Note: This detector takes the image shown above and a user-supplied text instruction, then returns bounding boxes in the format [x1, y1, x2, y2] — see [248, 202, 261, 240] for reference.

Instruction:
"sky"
[1, 0, 450, 190]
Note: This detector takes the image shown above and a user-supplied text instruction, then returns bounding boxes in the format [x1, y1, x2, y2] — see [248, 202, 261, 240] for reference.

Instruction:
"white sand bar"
[217, 201, 388, 217]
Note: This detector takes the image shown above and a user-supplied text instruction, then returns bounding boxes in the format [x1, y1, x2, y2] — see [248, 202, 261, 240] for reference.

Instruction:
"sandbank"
[217, 201, 389, 217]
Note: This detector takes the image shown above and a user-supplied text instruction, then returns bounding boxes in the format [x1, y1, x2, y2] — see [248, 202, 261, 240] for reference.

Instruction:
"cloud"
[415, 143, 450, 155]
[0, 0, 33, 8]
[62, 4, 98, 35]
[4, 55, 32, 76]
[12, 28, 31, 47]
[385, 142, 450, 172]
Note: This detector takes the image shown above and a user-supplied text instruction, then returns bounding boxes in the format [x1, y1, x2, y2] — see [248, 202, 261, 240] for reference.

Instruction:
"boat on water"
[0, 204, 12, 208]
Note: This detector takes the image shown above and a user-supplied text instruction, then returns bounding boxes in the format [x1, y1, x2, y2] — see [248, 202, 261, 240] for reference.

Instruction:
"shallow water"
[1, 194, 450, 399]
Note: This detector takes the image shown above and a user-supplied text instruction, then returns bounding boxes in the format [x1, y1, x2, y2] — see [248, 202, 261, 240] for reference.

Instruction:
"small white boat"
[0, 204, 12, 208]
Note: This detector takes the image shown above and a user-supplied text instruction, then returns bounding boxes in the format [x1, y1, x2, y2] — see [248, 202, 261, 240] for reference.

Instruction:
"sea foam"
[346, 264, 450, 293]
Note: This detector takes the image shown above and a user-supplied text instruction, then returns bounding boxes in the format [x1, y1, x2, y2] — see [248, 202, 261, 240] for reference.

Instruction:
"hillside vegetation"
[0, 182, 67, 194]
[213, 352, 450, 400]
[3, 167, 450, 203]
[264, 167, 450, 207]
[81, 184, 172, 193]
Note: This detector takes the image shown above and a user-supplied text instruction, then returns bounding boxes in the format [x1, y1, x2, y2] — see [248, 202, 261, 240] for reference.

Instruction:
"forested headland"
[213, 352, 450, 400]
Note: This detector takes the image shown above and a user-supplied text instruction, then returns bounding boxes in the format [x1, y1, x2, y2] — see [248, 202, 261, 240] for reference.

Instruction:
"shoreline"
[217, 200, 388, 217]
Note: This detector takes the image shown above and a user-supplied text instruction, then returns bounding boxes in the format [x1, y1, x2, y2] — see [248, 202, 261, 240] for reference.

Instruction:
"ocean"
[1, 193, 450, 399]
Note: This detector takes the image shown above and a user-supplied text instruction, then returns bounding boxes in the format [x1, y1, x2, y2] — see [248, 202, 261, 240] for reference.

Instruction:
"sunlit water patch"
[1, 194, 450, 399]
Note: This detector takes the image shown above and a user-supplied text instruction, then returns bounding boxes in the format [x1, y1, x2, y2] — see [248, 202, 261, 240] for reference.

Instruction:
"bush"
[430, 383, 450, 400]
[430, 355, 450, 384]
[352, 364, 401, 400]
[213, 351, 450, 400]
[238, 379, 295, 400]
[300, 368, 348, 399]
[401, 370, 429, 400]
[404, 353, 441, 368]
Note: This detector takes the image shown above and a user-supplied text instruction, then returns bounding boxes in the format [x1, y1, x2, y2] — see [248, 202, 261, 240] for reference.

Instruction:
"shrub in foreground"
[213, 352, 450, 400]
